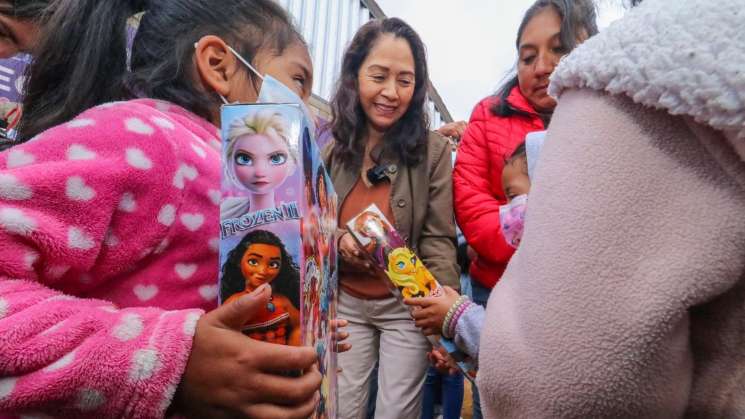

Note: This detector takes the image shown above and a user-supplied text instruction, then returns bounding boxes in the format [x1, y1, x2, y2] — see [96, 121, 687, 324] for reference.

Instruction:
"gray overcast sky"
[376, 1, 626, 121]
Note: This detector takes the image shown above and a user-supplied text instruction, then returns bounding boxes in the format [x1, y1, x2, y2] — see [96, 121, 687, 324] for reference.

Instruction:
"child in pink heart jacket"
[0, 98, 220, 416]
[0, 1, 329, 418]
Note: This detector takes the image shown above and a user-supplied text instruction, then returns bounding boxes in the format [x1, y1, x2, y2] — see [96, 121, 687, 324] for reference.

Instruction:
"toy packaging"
[346, 204, 477, 381]
[219, 103, 338, 418]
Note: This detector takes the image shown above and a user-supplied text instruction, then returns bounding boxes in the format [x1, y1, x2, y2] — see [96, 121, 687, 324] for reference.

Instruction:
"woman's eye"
[248, 258, 259, 266]
[236, 153, 253, 166]
[269, 153, 288, 165]
[371, 75, 385, 82]
[521, 56, 535, 65]
[398, 79, 413, 87]
[269, 261, 280, 269]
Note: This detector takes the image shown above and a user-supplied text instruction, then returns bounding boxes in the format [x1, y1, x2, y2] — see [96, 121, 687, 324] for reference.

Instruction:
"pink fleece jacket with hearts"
[0, 99, 222, 418]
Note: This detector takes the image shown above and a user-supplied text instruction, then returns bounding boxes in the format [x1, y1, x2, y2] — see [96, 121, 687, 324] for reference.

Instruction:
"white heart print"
[180, 213, 204, 231]
[67, 118, 95, 128]
[0, 174, 33, 200]
[66, 176, 96, 201]
[126, 148, 153, 170]
[199, 285, 218, 301]
[208, 190, 221, 206]
[158, 204, 176, 226]
[68, 226, 95, 250]
[133, 284, 158, 301]
[7, 149, 35, 168]
[173, 164, 198, 189]
[174, 263, 197, 280]
[125, 118, 155, 136]
[118, 193, 137, 212]
[67, 144, 97, 161]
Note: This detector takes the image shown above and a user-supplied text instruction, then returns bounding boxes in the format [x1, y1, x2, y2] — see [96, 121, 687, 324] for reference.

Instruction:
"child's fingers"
[330, 318, 349, 330]
[411, 305, 436, 320]
[405, 297, 433, 307]
[335, 342, 352, 353]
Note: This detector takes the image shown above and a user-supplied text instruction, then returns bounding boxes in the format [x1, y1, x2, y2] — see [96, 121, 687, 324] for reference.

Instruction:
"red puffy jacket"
[454, 86, 545, 288]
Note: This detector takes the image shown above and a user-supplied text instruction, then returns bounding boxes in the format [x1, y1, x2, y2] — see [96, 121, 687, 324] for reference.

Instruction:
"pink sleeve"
[0, 104, 203, 418]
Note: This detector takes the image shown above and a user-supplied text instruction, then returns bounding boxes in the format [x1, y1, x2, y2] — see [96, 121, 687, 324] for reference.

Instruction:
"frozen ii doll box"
[346, 204, 477, 381]
[219, 103, 338, 418]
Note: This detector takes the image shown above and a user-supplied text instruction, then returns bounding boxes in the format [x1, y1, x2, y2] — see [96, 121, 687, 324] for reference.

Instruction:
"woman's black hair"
[330, 17, 430, 168]
[0, 0, 52, 19]
[491, 0, 598, 120]
[18, 0, 302, 141]
[220, 229, 300, 309]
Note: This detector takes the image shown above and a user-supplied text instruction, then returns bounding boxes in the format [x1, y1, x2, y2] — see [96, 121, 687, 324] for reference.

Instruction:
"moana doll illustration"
[222, 110, 299, 219]
[220, 230, 301, 346]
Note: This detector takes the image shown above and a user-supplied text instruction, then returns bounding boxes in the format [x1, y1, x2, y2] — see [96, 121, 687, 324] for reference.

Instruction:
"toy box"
[219, 103, 338, 418]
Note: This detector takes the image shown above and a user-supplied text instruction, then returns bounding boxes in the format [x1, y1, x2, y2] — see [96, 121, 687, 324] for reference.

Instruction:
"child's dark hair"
[330, 17, 430, 168]
[0, 0, 53, 19]
[491, 0, 598, 120]
[220, 229, 300, 309]
[18, 0, 303, 141]
[509, 142, 527, 161]
[506, 142, 528, 174]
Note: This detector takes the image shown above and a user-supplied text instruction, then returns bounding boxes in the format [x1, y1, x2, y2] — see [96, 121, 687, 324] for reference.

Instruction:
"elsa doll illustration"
[221, 109, 299, 219]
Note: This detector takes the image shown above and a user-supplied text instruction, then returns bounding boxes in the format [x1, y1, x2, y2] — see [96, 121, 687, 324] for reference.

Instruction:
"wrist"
[441, 295, 469, 339]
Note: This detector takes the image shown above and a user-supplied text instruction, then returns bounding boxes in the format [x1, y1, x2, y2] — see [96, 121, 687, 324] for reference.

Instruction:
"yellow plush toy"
[385, 247, 438, 299]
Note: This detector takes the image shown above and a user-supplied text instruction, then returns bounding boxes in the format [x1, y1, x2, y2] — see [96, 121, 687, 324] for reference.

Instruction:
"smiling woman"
[323, 17, 459, 419]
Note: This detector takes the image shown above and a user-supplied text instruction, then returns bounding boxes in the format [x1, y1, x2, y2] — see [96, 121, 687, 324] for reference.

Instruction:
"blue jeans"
[470, 279, 491, 419]
[421, 366, 464, 419]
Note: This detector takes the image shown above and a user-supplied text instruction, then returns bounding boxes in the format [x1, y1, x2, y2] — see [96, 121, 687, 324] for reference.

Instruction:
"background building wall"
[277, 0, 453, 128]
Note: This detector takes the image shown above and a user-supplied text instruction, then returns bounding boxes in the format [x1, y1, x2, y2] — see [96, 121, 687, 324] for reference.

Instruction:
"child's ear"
[194, 35, 243, 99]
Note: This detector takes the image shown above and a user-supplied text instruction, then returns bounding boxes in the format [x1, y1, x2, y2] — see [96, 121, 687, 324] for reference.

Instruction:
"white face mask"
[196, 43, 317, 132]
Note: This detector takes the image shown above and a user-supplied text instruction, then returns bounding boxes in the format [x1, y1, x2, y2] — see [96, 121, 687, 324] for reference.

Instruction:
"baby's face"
[233, 134, 294, 194]
[501, 156, 531, 202]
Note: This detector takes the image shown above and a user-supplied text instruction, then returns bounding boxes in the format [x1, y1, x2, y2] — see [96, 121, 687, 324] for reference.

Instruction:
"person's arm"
[0, 104, 199, 417]
[452, 101, 515, 265]
[478, 89, 745, 418]
[418, 135, 459, 289]
[454, 304, 485, 359]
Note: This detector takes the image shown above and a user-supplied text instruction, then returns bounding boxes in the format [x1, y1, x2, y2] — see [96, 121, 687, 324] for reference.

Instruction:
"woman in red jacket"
[453, 1, 597, 417]
[454, 0, 597, 291]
